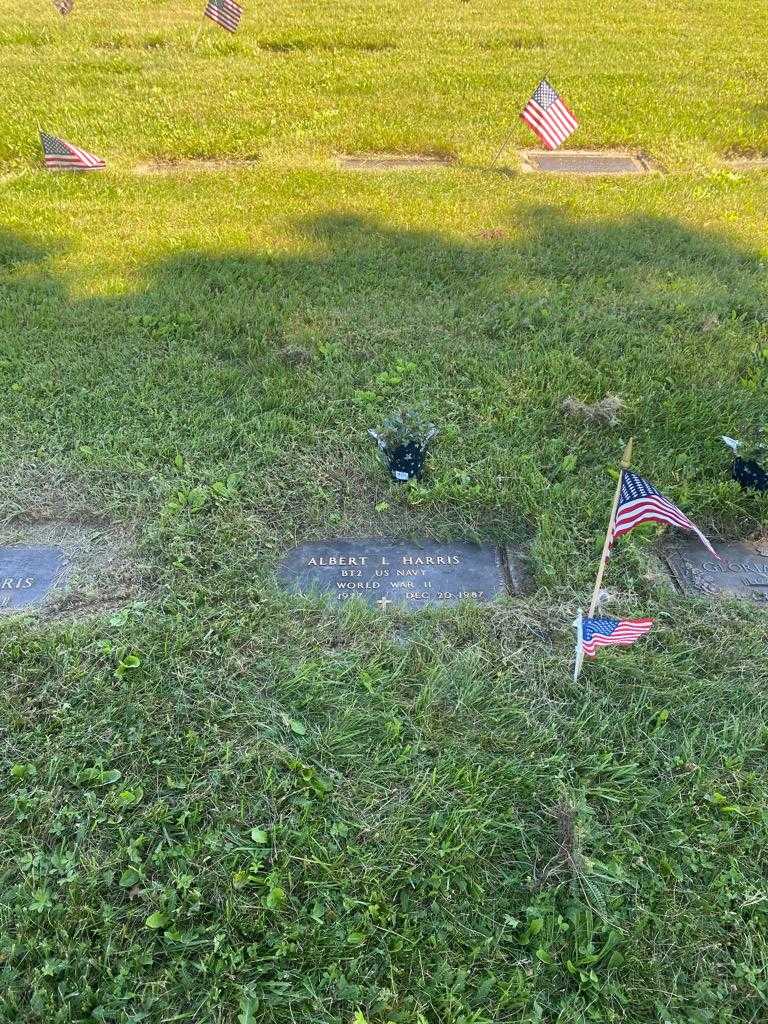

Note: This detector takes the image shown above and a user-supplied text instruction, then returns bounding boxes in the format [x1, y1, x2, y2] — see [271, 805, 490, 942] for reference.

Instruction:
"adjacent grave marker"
[338, 153, 455, 172]
[666, 540, 768, 605]
[134, 158, 260, 175]
[722, 156, 768, 172]
[0, 522, 140, 619]
[279, 538, 519, 609]
[0, 546, 67, 613]
[519, 150, 652, 175]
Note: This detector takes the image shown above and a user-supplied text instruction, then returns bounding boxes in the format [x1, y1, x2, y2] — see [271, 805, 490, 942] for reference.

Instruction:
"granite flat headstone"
[338, 153, 454, 172]
[723, 157, 768, 172]
[0, 546, 67, 613]
[279, 538, 517, 609]
[666, 541, 768, 605]
[520, 150, 651, 175]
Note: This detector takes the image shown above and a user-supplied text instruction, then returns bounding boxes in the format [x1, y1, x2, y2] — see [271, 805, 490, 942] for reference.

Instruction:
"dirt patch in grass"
[534, 800, 583, 888]
[747, 530, 768, 556]
[134, 158, 260, 174]
[721, 146, 768, 171]
[279, 345, 314, 367]
[338, 153, 455, 171]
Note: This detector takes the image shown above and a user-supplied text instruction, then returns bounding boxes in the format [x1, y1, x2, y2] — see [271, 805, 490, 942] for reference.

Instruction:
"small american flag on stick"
[521, 79, 579, 150]
[203, 0, 243, 32]
[40, 131, 106, 171]
[573, 610, 652, 679]
[610, 470, 718, 557]
[580, 615, 653, 657]
[52, 0, 74, 15]
[573, 611, 653, 681]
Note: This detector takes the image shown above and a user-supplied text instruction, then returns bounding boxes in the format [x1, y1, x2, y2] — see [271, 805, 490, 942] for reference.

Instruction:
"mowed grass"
[2, 2, 768, 1023]
[1, 0, 768, 169]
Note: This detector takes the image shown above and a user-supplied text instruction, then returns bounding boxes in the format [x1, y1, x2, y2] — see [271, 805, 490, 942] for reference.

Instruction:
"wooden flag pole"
[573, 609, 585, 683]
[51, 4, 66, 29]
[489, 124, 517, 169]
[192, 14, 207, 48]
[587, 437, 634, 618]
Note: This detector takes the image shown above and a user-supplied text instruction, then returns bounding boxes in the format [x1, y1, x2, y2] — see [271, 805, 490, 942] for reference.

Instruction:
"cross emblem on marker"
[376, 595, 392, 610]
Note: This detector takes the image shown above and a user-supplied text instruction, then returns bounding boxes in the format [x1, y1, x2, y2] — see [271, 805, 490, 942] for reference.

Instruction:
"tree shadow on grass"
[0, 228, 51, 273]
[1, 210, 768, 1024]
[0, 208, 765, 559]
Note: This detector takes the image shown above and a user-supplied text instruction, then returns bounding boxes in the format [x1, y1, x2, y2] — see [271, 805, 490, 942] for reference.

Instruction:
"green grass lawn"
[1, 2, 768, 1022]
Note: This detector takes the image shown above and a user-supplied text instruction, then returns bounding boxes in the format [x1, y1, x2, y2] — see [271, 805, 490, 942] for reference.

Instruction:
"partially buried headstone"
[0, 546, 67, 613]
[279, 538, 522, 609]
[338, 153, 455, 172]
[666, 540, 768, 605]
[0, 522, 139, 619]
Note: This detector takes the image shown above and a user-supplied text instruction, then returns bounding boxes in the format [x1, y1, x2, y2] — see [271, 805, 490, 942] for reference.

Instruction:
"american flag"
[521, 79, 579, 150]
[40, 131, 106, 171]
[203, 0, 242, 32]
[611, 470, 718, 557]
[579, 615, 654, 659]
[52, 0, 74, 14]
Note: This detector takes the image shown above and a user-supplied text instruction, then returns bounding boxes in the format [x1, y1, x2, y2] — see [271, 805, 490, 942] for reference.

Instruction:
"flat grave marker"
[134, 158, 260, 175]
[279, 538, 521, 609]
[0, 546, 67, 613]
[0, 521, 140, 619]
[519, 150, 652, 175]
[338, 153, 455, 172]
[666, 540, 768, 605]
[722, 156, 768, 172]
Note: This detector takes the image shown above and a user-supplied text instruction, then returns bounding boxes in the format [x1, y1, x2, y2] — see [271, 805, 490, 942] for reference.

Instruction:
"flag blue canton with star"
[40, 132, 72, 157]
[620, 471, 660, 503]
[583, 618, 620, 641]
[585, 614, 622, 638]
[532, 80, 559, 109]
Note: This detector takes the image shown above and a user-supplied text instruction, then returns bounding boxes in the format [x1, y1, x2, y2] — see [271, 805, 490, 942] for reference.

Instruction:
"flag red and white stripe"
[40, 131, 106, 171]
[611, 470, 718, 557]
[203, 0, 242, 32]
[521, 79, 579, 150]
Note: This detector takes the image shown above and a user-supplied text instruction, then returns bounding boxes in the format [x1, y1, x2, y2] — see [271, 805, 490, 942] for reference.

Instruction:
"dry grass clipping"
[534, 800, 584, 888]
[562, 395, 625, 426]
[279, 345, 314, 367]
